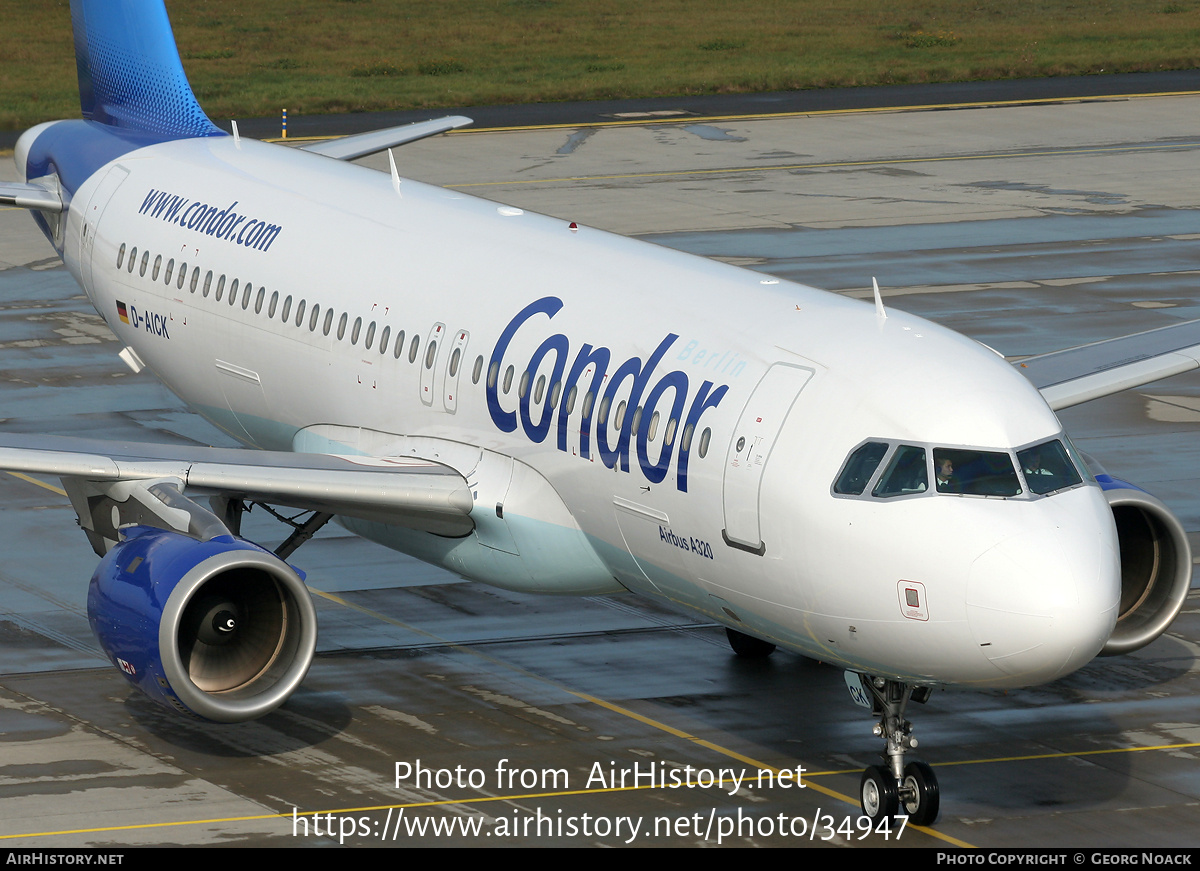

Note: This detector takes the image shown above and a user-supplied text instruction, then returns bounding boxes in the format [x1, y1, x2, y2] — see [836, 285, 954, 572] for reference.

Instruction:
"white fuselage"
[53, 131, 1122, 688]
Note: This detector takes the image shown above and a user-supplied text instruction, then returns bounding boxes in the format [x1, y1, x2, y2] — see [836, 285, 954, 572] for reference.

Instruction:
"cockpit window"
[834, 441, 889, 495]
[933, 448, 1021, 496]
[873, 445, 927, 498]
[1017, 439, 1083, 495]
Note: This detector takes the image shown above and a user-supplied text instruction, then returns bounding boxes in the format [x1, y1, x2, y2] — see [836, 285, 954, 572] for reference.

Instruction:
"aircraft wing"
[298, 116, 473, 161]
[0, 432, 474, 535]
[0, 181, 63, 212]
[1014, 318, 1200, 410]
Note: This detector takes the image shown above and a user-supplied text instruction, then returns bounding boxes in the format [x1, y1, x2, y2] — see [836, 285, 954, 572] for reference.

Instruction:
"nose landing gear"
[855, 676, 940, 826]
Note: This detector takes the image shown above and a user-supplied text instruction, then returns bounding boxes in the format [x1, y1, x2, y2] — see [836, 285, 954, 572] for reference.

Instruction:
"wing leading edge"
[0, 433, 474, 536]
[298, 116, 473, 161]
[0, 181, 63, 212]
[1015, 318, 1200, 410]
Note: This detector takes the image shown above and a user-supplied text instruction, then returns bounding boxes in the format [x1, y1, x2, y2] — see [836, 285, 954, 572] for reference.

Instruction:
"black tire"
[725, 627, 776, 658]
[901, 760, 940, 826]
[860, 765, 899, 823]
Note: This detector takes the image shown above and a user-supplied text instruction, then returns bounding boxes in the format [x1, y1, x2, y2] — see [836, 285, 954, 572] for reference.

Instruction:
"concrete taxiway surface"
[1, 88, 1199, 848]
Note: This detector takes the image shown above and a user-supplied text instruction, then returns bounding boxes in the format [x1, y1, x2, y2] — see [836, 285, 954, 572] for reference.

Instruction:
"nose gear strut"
[856, 676, 940, 826]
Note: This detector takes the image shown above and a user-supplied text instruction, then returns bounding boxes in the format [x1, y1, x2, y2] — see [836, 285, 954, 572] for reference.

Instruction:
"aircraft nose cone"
[966, 496, 1119, 683]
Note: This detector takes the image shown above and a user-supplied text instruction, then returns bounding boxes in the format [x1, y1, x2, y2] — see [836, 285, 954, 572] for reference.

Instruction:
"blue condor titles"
[487, 297, 730, 492]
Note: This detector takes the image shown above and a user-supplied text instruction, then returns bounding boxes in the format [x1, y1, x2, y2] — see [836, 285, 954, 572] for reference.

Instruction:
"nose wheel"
[855, 676, 940, 826]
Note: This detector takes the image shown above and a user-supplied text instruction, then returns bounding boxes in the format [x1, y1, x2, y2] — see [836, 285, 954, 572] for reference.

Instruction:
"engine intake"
[88, 526, 317, 722]
[1099, 480, 1192, 656]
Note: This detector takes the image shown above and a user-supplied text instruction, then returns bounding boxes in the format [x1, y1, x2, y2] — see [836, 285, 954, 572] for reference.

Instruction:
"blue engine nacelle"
[88, 526, 317, 722]
[1097, 476, 1193, 656]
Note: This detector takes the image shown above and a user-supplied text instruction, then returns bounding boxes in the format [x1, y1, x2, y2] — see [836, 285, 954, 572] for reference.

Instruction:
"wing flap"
[0, 181, 64, 212]
[0, 433, 474, 535]
[1014, 319, 1200, 410]
[299, 116, 473, 161]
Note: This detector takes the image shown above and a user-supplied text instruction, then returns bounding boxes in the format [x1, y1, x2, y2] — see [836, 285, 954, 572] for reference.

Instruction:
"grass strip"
[3, 0, 1199, 130]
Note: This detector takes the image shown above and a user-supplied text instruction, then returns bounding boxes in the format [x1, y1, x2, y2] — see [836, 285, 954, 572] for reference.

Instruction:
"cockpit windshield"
[1016, 439, 1083, 495]
[872, 445, 928, 498]
[832, 435, 1086, 501]
[933, 448, 1021, 496]
[834, 441, 889, 495]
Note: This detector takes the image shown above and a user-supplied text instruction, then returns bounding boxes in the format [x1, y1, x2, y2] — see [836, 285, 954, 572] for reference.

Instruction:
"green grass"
[2, 0, 1200, 130]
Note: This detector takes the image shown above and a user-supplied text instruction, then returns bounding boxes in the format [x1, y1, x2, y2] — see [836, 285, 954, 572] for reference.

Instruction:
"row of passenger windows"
[833, 437, 1084, 500]
[115, 242, 713, 456]
[116, 242, 488, 374]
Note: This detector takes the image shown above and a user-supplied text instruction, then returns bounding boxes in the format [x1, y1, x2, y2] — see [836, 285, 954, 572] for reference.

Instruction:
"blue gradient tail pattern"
[70, 0, 224, 138]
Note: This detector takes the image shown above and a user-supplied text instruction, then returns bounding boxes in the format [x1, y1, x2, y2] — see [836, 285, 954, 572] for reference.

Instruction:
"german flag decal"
[116, 301, 129, 324]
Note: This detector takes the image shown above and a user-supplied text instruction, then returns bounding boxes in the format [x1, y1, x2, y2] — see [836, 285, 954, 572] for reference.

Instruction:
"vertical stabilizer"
[70, 0, 224, 138]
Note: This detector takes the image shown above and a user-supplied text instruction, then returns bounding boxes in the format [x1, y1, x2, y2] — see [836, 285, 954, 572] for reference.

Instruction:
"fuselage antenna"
[388, 148, 402, 196]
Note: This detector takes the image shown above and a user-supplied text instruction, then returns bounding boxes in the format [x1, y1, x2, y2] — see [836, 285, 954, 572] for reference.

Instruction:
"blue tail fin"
[70, 0, 224, 138]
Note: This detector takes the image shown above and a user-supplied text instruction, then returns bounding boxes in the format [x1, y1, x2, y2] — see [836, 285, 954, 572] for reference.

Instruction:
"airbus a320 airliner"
[3, 0, 1197, 826]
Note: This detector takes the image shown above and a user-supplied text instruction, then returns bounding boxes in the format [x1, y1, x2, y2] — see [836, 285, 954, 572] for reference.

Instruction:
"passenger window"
[473, 356, 484, 384]
[163, 258, 173, 284]
[449, 347, 461, 378]
[834, 441, 889, 496]
[323, 309, 334, 336]
[241, 283, 252, 310]
[394, 329, 406, 357]
[487, 360, 499, 388]
[310, 304, 320, 332]
[873, 446, 927, 498]
[269, 292, 279, 319]
[698, 427, 711, 458]
[409, 335, 420, 363]
[203, 270, 212, 295]
[177, 263, 188, 290]
[117, 243, 126, 269]
[227, 278, 239, 306]
[152, 255, 161, 280]
[296, 300, 306, 327]
[139, 251, 149, 277]
[503, 365, 514, 394]
[351, 316, 362, 345]
[256, 287, 266, 314]
[337, 312, 347, 340]
[214, 274, 225, 301]
[518, 369, 529, 397]
[190, 267, 200, 293]
[365, 321, 376, 349]
[128, 246, 138, 273]
[647, 411, 660, 441]
[281, 295, 292, 322]
[664, 417, 677, 446]
[378, 325, 390, 353]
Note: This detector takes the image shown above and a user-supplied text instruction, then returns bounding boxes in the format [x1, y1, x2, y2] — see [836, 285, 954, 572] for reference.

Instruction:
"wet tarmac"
[1, 88, 1199, 848]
